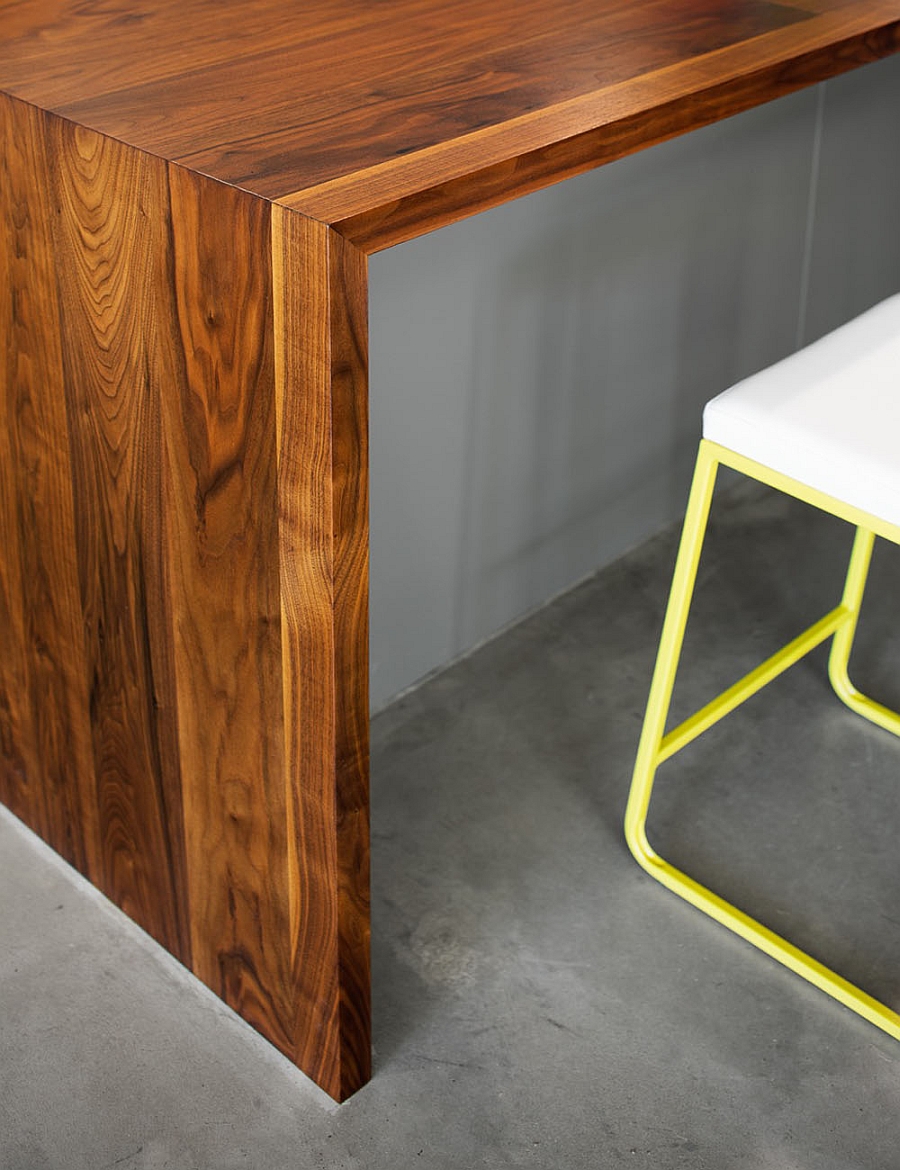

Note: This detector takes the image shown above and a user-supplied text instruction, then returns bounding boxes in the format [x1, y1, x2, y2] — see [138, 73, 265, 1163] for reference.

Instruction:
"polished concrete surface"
[2, 480, 899, 1169]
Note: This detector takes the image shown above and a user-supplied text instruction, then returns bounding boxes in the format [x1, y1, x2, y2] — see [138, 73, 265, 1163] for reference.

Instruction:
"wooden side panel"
[0, 95, 373, 1100]
[163, 165, 295, 1052]
[272, 213, 340, 1088]
[272, 210, 371, 1101]
[329, 231, 371, 1100]
[47, 116, 191, 956]
[0, 94, 100, 875]
[0, 93, 50, 837]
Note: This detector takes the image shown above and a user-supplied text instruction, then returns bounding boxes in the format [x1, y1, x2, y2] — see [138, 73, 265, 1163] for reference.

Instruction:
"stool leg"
[829, 527, 900, 738]
[625, 441, 718, 866]
[625, 465, 900, 1042]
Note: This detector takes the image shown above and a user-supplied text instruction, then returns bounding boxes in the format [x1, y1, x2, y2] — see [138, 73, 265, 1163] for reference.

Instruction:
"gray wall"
[369, 54, 900, 712]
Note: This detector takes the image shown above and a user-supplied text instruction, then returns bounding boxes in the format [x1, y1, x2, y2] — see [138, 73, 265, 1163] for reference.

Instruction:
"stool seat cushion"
[703, 293, 900, 529]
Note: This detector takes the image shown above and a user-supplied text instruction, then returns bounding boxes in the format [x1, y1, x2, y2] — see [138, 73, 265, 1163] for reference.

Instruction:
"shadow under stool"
[626, 292, 900, 1039]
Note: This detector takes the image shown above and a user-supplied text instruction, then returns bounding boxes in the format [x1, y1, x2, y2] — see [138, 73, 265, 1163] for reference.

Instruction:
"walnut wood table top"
[3, 0, 899, 250]
[2, 0, 898, 1104]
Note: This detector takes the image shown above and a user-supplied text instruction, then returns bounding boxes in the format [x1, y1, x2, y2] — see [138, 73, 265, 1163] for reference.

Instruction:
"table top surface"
[2, 0, 899, 248]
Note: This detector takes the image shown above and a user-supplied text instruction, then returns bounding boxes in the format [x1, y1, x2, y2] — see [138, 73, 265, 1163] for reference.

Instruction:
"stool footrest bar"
[657, 605, 850, 765]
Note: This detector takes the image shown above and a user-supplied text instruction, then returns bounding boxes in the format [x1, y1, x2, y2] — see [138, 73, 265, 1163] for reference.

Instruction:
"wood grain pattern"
[272, 210, 371, 1101]
[286, 3, 900, 249]
[56, 0, 808, 191]
[50, 117, 192, 955]
[0, 92, 371, 1101]
[163, 165, 297, 1047]
[0, 95, 99, 873]
[328, 228, 371, 1100]
[1, 0, 899, 250]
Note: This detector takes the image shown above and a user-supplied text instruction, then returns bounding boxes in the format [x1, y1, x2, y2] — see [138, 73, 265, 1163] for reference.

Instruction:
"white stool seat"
[703, 293, 900, 528]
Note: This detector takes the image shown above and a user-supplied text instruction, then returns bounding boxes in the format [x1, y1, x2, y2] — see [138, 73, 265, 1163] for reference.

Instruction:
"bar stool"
[625, 292, 900, 1039]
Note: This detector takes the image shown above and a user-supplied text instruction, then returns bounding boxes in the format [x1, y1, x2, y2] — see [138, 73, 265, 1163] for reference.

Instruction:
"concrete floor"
[2, 480, 899, 1169]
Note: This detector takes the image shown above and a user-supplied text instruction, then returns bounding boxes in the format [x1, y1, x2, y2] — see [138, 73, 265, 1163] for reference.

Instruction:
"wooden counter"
[2, 0, 898, 1100]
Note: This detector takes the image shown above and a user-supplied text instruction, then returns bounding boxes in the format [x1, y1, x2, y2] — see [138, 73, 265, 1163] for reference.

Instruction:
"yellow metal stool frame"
[626, 437, 900, 1040]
